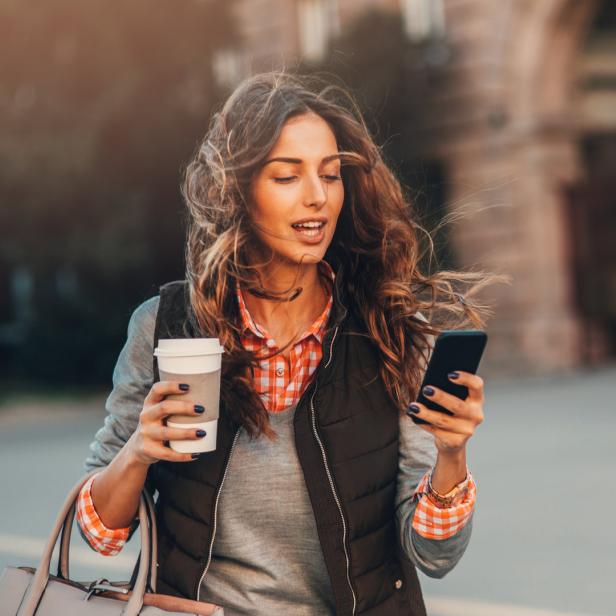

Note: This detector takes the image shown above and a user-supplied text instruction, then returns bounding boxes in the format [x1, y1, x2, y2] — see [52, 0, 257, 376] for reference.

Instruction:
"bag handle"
[56, 470, 158, 594]
[17, 470, 151, 616]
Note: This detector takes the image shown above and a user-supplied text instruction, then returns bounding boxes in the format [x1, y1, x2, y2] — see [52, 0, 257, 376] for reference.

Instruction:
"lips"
[291, 221, 326, 243]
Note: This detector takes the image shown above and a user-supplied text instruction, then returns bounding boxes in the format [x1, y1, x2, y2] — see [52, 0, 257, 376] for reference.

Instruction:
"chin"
[284, 252, 324, 266]
[276, 240, 329, 265]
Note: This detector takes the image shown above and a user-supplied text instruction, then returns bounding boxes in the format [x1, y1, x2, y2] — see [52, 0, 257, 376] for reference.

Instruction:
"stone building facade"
[213, 0, 616, 377]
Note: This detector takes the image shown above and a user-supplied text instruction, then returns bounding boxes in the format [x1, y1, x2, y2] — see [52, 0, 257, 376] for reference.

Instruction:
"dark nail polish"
[191, 453, 200, 459]
[423, 386, 434, 397]
[179, 383, 190, 391]
[448, 372, 459, 380]
[407, 403, 420, 414]
[194, 404, 205, 413]
[196, 429, 206, 438]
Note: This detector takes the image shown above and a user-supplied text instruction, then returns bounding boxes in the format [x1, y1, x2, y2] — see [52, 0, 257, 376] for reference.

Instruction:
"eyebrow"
[264, 154, 341, 166]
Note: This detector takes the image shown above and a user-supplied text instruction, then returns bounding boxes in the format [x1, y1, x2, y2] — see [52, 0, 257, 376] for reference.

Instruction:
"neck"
[241, 261, 329, 341]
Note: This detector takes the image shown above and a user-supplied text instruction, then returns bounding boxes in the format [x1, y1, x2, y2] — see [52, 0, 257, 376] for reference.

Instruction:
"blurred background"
[1, 1, 614, 615]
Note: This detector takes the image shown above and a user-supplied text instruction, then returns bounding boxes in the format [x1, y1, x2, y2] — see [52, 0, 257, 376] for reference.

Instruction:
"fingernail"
[423, 386, 434, 397]
[196, 429, 206, 438]
[179, 383, 190, 391]
[448, 372, 459, 380]
[194, 405, 205, 414]
[191, 453, 200, 459]
[407, 403, 420, 414]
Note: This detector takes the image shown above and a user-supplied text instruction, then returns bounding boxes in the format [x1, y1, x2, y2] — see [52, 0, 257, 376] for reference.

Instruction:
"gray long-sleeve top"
[82, 296, 473, 614]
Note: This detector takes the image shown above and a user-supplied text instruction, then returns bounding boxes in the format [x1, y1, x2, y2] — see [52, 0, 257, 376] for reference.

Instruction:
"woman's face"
[248, 112, 344, 267]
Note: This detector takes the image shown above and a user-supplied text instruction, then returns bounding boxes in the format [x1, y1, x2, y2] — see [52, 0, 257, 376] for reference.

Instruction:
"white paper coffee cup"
[154, 338, 224, 454]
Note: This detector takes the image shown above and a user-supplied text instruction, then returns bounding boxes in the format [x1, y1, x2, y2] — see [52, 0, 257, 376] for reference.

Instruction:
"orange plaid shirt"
[77, 260, 476, 555]
[236, 260, 336, 412]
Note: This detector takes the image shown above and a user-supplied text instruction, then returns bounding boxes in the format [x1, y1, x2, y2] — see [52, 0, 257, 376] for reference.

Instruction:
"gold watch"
[426, 471, 470, 508]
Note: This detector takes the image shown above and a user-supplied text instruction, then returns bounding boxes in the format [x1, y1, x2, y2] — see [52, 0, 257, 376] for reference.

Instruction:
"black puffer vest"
[145, 264, 427, 616]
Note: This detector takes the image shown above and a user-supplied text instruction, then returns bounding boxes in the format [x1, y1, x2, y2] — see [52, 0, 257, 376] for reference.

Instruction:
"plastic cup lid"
[154, 338, 224, 357]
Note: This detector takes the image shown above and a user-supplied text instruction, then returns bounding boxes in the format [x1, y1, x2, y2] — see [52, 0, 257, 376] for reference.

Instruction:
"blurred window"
[298, 0, 334, 62]
[401, 0, 445, 42]
[0, 265, 33, 346]
[212, 48, 250, 89]
[574, 2, 616, 131]
[0, 267, 8, 324]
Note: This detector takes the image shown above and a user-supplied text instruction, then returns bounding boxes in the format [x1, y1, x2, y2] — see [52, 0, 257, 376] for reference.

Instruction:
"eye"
[273, 174, 341, 184]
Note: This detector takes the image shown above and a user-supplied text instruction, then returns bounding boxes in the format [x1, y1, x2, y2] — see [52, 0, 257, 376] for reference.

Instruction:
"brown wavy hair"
[181, 70, 511, 441]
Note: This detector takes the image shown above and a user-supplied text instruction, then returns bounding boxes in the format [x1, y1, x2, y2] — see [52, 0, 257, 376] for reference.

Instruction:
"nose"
[302, 172, 328, 208]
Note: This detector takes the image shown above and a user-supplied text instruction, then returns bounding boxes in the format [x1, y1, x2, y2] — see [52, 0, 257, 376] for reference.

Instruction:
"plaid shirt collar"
[235, 260, 336, 345]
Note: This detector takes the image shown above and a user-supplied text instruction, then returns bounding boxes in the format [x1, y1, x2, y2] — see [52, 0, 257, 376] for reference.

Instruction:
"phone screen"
[410, 330, 487, 425]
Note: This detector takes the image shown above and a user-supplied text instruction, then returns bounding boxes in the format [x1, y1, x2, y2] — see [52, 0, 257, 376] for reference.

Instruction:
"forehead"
[268, 113, 338, 158]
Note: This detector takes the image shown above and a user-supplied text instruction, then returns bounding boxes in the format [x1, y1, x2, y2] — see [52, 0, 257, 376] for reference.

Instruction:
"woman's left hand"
[409, 371, 484, 455]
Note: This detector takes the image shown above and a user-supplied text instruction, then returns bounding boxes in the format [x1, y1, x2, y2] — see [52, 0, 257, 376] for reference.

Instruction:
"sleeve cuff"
[76, 472, 131, 556]
[411, 468, 477, 540]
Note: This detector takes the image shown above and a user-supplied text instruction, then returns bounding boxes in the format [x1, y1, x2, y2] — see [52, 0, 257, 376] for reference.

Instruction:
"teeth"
[292, 221, 324, 228]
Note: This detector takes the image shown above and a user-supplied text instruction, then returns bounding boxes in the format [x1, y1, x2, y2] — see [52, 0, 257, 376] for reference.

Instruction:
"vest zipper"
[195, 427, 241, 601]
[309, 325, 357, 615]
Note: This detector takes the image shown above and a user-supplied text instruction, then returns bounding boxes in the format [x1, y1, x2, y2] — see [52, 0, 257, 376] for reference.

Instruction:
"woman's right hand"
[127, 381, 207, 466]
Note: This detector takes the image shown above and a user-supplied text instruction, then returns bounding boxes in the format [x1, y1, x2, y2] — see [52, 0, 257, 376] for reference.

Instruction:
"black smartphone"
[410, 329, 488, 425]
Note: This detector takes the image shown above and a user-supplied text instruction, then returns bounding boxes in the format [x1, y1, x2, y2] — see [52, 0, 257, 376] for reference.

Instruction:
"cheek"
[251, 182, 293, 226]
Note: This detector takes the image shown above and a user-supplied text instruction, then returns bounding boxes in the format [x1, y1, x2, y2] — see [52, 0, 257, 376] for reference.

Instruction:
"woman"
[78, 71, 501, 616]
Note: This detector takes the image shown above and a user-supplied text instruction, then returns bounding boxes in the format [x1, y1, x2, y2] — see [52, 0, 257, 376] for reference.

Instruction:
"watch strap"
[426, 469, 470, 508]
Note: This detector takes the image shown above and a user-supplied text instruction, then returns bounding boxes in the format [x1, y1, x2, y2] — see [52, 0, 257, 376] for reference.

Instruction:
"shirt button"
[275, 367, 284, 376]
[266, 339, 276, 348]
[394, 579, 403, 590]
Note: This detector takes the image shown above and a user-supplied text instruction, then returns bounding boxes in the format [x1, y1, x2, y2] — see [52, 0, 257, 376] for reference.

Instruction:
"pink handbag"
[0, 470, 224, 615]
